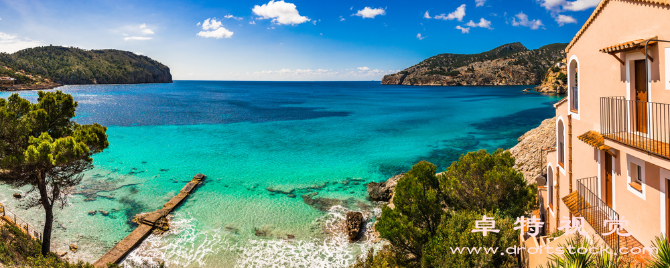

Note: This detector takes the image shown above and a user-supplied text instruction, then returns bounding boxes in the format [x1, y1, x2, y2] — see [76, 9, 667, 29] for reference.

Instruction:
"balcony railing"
[576, 177, 624, 251]
[600, 97, 670, 159]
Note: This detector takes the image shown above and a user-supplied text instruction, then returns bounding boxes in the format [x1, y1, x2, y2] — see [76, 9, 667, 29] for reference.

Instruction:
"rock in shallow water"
[69, 244, 78, 253]
[366, 174, 403, 202]
[346, 212, 364, 242]
[12, 193, 21, 199]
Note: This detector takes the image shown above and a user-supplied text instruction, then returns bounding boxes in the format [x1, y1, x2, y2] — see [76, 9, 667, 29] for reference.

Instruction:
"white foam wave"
[235, 205, 381, 268]
[121, 213, 230, 267]
[122, 206, 383, 268]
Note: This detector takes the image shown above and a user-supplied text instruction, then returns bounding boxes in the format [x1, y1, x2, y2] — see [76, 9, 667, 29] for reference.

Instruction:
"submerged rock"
[346, 212, 364, 242]
[301, 192, 356, 211]
[12, 193, 21, 199]
[88, 210, 97, 216]
[254, 226, 273, 237]
[99, 210, 109, 216]
[367, 174, 403, 202]
[69, 244, 78, 253]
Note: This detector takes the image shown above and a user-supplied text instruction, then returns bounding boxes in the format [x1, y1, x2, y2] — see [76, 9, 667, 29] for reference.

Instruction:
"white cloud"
[197, 27, 234, 39]
[511, 12, 544, 30]
[201, 18, 223, 30]
[416, 33, 426, 40]
[424, 11, 431, 19]
[197, 18, 234, 39]
[434, 4, 466, 21]
[124, 36, 152, 41]
[538, 0, 599, 12]
[252, 0, 310, 25]
[466, 18, 492, 29]
[455, 26, 470, 34]
[139, 24, 154, 35]
[556, 14, 577, 26]
[241, 67, 397, 81]
[353, 7, 386, 19]
[224, 14, 243, 20]
[340, 16, 346, 21]
[563, 0, 600, 11]
[539, 0, 565, 10]
[0, 32, 43, 53]
[475, 0, 486, 7]
[250, 21, 256, 24]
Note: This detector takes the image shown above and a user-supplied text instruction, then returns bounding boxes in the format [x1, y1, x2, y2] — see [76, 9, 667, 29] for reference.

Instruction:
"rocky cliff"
[382, 42, 566, 86]
[534, 59, 567, 94]
[0, 46, 172, 85]
[509, 116, 556, 182]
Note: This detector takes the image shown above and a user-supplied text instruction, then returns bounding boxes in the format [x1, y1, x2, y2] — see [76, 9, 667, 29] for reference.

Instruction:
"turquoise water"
[0, 81, 561, 267]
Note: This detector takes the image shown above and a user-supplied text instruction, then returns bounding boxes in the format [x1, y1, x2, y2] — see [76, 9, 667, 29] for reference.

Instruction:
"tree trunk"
[42, 205, 53, 256]
[37, 170, 53, 256]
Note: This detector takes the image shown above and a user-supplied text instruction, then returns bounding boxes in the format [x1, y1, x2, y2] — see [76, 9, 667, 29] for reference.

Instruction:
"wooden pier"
[93, 173, 205, 267]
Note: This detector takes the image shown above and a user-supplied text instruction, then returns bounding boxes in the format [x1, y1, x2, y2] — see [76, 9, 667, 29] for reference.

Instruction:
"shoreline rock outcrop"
[534, 60, 567, 94]
[366, 174, 403, 202]
[509, 116, 557, 182]
[346, 212, 364, 242]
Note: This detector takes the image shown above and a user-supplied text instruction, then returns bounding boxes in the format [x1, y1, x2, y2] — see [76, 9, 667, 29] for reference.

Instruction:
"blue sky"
[0, 0, 599, 81]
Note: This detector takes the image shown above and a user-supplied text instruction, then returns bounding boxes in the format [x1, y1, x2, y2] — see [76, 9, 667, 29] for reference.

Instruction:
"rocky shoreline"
[1, 82, 63, 92]
[509, 116, 557, 182]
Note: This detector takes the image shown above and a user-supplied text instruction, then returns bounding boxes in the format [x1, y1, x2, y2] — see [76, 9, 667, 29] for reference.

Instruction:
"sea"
[0, 81, 561, 267]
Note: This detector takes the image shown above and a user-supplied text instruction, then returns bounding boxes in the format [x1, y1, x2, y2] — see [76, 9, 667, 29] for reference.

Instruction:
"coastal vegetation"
[381, 42, 567, 86]
[0, 91, 109, 256]
[0, 224, 94, 267]
[364, 149, 536, 267]
[0, 46, 172, 86]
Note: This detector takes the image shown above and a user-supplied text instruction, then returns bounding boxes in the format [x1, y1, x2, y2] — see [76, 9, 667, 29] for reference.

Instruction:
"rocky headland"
[381, 42, 566, 86]
[0, 46, 172, 91]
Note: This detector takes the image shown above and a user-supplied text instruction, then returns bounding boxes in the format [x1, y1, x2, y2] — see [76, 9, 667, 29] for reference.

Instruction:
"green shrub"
[557, 72, 567, 84]
[422, 211, 518, 268]
[376, 161, 444, 266]
[439, 149, 536, 218]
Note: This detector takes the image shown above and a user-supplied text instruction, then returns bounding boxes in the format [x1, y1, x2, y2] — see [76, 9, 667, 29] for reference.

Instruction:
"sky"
[0, 0, 600, 81]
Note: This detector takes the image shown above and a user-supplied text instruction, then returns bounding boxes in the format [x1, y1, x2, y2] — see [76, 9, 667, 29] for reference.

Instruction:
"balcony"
[563, 177, 647, 251]
[600, 97, 670, 159]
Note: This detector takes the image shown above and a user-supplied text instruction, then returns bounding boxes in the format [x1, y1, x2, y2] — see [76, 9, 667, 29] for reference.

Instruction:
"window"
[635, 164, 642, 184]
[627, 155, 646, 197]
[569, 58, 579, 113]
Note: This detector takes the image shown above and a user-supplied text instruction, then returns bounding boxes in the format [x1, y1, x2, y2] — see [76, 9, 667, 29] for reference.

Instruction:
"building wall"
[558, 0, 670, 247]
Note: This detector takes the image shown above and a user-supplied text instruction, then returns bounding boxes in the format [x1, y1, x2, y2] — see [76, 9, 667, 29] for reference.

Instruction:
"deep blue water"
[0, 81, 561, 267]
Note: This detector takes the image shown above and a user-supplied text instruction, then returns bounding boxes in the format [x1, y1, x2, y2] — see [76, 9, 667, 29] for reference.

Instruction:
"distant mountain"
[381, 42, 567, 86]
[0, 46, 172, 85]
